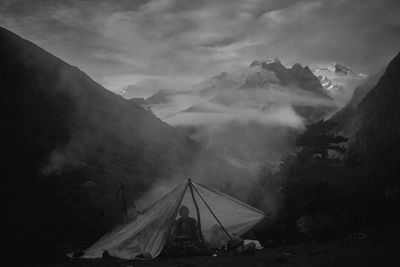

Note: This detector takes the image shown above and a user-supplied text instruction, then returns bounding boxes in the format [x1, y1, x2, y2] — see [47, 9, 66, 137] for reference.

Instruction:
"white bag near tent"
[81, 179, 265, 259]
[244, 239, 263, 250]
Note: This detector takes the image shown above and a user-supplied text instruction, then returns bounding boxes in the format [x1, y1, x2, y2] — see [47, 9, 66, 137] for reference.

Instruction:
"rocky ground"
[40, 227, 400, 267]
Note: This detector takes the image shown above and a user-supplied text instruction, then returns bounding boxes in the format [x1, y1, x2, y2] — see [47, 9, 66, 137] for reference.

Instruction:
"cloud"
[100, 73, 203, 95]
[1, 0, 399, 95]
[144, 82, 320, 173]
[149, 85, 335, 129]
[166, 105, 304, 129]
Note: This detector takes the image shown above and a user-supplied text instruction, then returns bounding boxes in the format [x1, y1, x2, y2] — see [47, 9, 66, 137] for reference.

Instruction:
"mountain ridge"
[327, 51, 400, 161]
[351, 51, 400, 158]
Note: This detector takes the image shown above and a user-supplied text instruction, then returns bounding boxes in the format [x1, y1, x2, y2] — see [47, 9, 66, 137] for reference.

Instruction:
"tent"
[81, 179, 265, 259]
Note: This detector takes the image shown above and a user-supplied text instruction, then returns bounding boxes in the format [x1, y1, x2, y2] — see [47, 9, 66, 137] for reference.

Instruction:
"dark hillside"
[329, 68, 385, 138]
[0, 26, 192, 260]
[327, 51, 400, 162]
[0, 27, 250, 261]
[351, 52, 400, 161]
[253, 52, 400, 246]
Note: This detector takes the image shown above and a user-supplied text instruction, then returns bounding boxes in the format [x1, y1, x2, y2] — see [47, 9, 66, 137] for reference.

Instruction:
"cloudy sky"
[1, 0, 399, 97]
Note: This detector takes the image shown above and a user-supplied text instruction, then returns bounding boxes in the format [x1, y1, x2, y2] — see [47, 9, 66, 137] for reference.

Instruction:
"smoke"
[132, 76, 338, 213]
[147, 84, 334, 171]
[37, 63, 333, 217]
[134, 177, 184, 210]
[167, 105, 303, 128]
[31, 48, 335, 216]
[152, 86, 334, 127]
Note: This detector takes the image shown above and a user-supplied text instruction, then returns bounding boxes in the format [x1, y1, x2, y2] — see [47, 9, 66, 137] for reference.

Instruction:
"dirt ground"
[39, 236, 400, 267]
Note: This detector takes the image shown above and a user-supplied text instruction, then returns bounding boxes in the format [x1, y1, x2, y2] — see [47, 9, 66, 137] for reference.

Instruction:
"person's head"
[179, 205, 189, 218]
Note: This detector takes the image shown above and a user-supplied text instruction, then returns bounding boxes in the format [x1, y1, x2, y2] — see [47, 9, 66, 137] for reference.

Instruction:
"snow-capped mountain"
[144, 58, 337, 123]
[314, 62, 367, 78]
[317, 75, 344, 96]
[201, 58, 332, 99]
[313, 63, 367, 106]
[139, 58, 337, 171]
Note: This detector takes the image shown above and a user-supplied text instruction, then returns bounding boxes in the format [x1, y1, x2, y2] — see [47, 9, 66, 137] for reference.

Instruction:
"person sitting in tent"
[170, 205, 202, 251]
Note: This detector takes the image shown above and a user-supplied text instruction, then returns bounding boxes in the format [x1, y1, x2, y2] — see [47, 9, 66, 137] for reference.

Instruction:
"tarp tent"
[81, 179, 265, 259]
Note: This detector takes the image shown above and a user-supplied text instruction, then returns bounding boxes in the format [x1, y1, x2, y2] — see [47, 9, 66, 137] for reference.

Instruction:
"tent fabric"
[83, 182, 188, 259]
[190, 181, 265, 243]
[82, 179, 265, 260]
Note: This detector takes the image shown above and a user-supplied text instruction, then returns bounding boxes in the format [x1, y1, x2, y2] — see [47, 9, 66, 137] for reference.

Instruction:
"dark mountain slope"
[263, 56, 400, 243]
[351, 52, 400, 160]
[0, 26, 194, 260]
[0, 27, 250, 261]
[330, 68, 385, 137]
[327, 51, 400, 162]
[0, 26, 195, 192]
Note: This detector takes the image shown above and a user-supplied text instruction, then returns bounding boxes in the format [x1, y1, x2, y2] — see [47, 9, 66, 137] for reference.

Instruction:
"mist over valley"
[1, 0, 400, 264]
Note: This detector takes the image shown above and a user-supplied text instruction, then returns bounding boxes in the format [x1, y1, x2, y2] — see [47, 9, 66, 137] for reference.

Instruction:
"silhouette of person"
[172, 206, 201, 245]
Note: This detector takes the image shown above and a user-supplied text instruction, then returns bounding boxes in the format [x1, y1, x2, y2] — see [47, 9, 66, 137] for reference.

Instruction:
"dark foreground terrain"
[38, 227, 400, 267]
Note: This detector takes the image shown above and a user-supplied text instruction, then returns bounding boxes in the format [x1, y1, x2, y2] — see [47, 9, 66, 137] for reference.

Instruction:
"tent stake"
[191, 181, 233, 241]
[188, 179, 205, 245]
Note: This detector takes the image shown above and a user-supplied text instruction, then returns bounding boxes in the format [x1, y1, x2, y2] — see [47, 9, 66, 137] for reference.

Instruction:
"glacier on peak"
[314, 62, 366, 78]
[313, 63, 368, 107]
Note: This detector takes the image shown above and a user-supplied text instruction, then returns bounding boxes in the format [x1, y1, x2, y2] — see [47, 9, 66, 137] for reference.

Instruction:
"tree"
[281, 120, 348, 215]
[296, 120, 347, 161]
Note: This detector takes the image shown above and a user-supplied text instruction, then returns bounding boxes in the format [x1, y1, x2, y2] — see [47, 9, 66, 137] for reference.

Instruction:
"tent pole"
[188, 179, 205, 245]
[168, 181, 190, 227]
[191, 181, 233, 241]
[121, 182, 128, 220]
[116, 182, 129, 220]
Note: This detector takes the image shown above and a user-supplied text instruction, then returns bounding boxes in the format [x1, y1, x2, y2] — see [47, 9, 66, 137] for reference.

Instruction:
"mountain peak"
[329, 51, 400, 160]
[291, 63, 304, 71]
[314, 62, 366, 78]
[247, 57, 331, 98]
[333, 63, 358, 76]
[262, 57, 282, 65]
[249, 60, 261, 69]
[249, 57, 285, 70]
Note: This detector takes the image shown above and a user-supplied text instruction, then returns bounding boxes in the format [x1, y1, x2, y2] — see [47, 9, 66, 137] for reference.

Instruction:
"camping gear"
[244, 239, 263, 250]
[80, 179, 265, 259]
